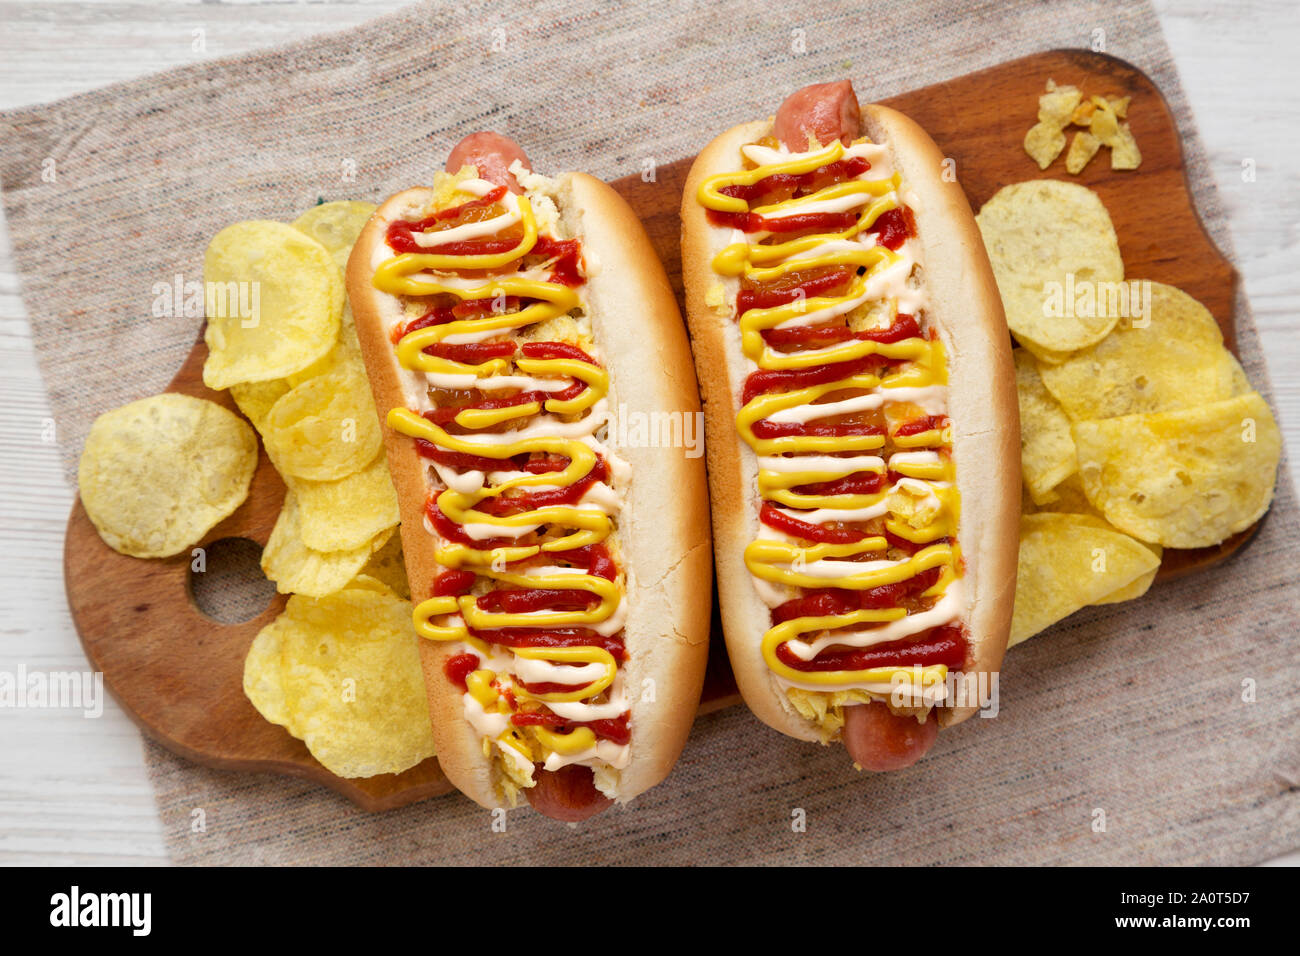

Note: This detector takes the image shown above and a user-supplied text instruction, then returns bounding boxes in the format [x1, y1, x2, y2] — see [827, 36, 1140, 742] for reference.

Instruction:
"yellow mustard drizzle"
[697, 141, 962, 701]
[371, 189, 626, 778]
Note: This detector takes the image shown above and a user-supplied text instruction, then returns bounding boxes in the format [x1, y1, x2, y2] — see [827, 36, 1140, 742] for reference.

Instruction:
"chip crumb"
[1065, 131, 1102, 175]
[1023, 121, 1067, 170]
[1025, 79, 1140, 174]
[1110, 122, 1142, 170]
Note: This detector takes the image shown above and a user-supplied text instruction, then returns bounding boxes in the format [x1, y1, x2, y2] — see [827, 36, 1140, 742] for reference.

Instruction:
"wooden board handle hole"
[187, 536, 278, 625]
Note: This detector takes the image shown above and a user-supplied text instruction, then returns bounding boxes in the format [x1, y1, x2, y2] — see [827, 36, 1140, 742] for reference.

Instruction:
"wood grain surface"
[59, 47, 1266, 811]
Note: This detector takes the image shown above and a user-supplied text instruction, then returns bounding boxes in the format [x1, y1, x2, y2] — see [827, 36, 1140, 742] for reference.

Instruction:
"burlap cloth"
[3, 0, 1296, 865]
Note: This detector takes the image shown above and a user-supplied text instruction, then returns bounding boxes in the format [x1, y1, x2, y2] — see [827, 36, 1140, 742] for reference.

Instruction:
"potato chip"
[1023, 122, 1066, 170]
[1014, 349, 1078, 503]
[976, 181, 1124, 354]
[1041, 512, 1161, 604]
[230, 314, 366, 433]
[261, 489, 394, 597]
[285, 308, 365, 389]
[290, 452, 400, 552]
[1038, 80, 1082, 125]
[79, 394, 257, 557]
[292, 201, 377, 274]
[262, 364, 382, 481]
[243, 587, 434, 778]
[1034, 473, 1101, 518]
[293, 200, 377, 274]
[202, 220, 342, 390]
[1022, 492, 1160, 603]
[1088, 96, 1121, 144]
[243, 616, 292, 726]
[1038, 282, 1251, 421]
[1110, 122, 1142, 170]
[1094, 541, 1161, 604]
[277, 588, 434, 778]
[1072, 391, 1281, 548]
[229, 377, 291, 433]
[359, 531, 411, 601]
[1108, 96, 1131, 120]
[1009, 513, 1161, 646]
[344, 573, 398, 597]
[1018, 339, 1074, 366]
[1065, 131, 1101, 174]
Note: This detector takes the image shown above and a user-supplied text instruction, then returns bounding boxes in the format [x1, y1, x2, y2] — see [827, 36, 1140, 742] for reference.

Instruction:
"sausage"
[444, 131, 532, 194]
[525, 765, 613, 822]
[773, 80, 862, 149]
[841, 701, 939, 771]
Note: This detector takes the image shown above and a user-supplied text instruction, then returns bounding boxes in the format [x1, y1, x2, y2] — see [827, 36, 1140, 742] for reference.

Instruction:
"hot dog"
[347, 133, 712, 818]
[680, 81, 1018, 770]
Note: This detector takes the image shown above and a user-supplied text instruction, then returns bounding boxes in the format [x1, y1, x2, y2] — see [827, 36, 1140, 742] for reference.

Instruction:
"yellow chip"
[229, 377, 291, 433]
[243, 615, 291, 726]
[1009, 513, 1162, 647]
[1014, 349, 1078, 503]
[262, 364, 382, 481]
[292, 201, 377, 274]
[1065, 131, 1101, 175]
[1025, 476, 1160, 603]
[261, 489, 394, 597]
[1037, 80, 1082, 125]
[202, 221, 342, 390]
[1023, 121, 1067, 170]
[78, 394, 257, 558]
[284, 307, 365, 389]
[359, 531, 411, 601]
[1020, 481, 1041, 515]
[1034, 472, 1102, 518]
[276, 588, 434, 778]
[1072, 391, 1281, 549]
[290, 452, 400, 552]
[1094, 541, 1161, 604]
[344, 573, 398, 597]
[1110, 122, 1142, 170]
[1045, 512, 1161, 604]
[1088, 96, 1121, 144]
[976, 180, 1124, 354]
[1038, 282, 1251, 421]
[1108, 96, 1131, 120]
[1017, 338, 1074, 366]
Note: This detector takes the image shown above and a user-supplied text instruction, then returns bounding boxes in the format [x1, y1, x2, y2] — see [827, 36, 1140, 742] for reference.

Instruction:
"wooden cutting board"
[64, 49, 1256, 811]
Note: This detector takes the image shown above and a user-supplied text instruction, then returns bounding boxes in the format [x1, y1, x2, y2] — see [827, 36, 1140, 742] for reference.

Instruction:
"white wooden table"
[1, 0, 1296, 866]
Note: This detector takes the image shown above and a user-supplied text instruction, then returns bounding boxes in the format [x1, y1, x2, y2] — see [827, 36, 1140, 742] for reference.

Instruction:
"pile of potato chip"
[977, 180, 1281, 646]
[205, 203, 401, 599]
[206, 200, 434, 778]
[76, 197, 430, 779]
[1024, 79, 1140, 174]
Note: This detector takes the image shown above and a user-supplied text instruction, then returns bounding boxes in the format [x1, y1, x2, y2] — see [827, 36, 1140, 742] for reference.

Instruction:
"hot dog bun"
[349, 166, 711, 812]
[680, 101, 1018, 751]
